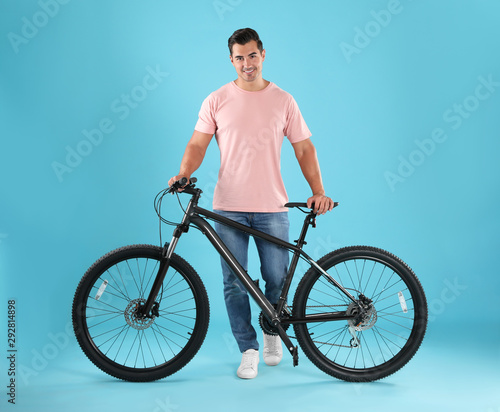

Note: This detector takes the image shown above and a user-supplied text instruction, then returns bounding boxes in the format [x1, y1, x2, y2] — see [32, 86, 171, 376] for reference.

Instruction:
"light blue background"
[1, 0, 499, 411]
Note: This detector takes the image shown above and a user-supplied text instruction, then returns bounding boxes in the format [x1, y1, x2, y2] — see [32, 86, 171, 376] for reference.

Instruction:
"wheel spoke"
[104, 270, 129, 302]
[73, 245, 209, 380]
[92, 283, 130, 303]
[87, 313, 123, 329]
[293, 247, 427, 381]
[126, 260, 143, 299]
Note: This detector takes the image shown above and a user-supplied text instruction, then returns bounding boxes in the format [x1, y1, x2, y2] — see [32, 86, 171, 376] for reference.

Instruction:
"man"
[168, 28, 333, 379]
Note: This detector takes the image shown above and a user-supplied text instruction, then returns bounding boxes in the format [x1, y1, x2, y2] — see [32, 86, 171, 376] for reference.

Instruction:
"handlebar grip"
[179, 177, 197, 185]
[169, 177, 197, 192]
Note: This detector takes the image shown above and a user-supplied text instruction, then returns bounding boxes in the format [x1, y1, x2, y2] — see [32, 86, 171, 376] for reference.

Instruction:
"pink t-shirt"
[195, 81, 311, 212]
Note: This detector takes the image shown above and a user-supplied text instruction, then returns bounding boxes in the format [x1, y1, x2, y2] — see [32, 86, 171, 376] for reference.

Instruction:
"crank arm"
[275, 324, 299, 366]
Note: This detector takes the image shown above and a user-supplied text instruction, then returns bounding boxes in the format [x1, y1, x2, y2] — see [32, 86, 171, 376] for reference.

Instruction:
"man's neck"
[234, 78, 270, 92]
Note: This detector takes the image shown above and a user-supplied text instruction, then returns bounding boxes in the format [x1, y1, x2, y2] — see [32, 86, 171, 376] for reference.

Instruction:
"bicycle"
[72, 177, 428, 382]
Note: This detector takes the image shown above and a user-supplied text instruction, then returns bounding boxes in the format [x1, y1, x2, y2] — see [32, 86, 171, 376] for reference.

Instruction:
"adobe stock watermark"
[19, 291, 115, 385]
[339, 0, 412, 64]
[213, 0, 243, 21]
[18, 321, 73, 385]
[222, 331, 239, 355]
[7, 0, 71, 55]
[385, 74, 499, 192]
[152, 396, 179, 412]
[18, 270, 138, 384]
[294, 234, 340, 277]
[51, 65, 169, 182]
[196, 171, 218, 209]
[428, 277, 467, 322]
[223, 111, 287, 180]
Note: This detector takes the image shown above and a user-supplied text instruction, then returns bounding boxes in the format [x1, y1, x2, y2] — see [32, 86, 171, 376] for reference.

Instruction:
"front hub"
[124, 298, 155, 330]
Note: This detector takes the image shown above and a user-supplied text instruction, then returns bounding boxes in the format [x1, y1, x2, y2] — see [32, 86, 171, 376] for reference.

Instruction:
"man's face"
[230, 40, 266, 84]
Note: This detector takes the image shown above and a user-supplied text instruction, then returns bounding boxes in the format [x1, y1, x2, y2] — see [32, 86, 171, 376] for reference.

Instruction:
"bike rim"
[80, 255, 200, 372]
[300, 255, 423, 373]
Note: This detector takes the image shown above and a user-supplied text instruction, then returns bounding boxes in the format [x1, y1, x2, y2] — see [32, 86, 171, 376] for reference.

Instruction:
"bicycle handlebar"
[168, 177, 198, 193]
[167, 177, 338, 211]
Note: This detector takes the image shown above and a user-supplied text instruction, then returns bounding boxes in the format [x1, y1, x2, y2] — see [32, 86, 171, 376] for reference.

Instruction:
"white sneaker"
[237, 349, 259, 379]
[263, 333, 282, 366]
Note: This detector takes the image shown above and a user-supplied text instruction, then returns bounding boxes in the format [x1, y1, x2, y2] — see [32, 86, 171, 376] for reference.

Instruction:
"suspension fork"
[139, 226, 187, 318]
[140, 194, 198, 318]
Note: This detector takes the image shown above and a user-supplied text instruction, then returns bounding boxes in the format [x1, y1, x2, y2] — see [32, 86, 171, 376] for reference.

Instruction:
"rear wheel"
[72, 244, 209, 382]
[293, 246, 427, 382]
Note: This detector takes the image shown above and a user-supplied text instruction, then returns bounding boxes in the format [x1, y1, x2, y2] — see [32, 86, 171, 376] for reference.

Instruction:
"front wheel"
[72, 244, 209, 382]
[293, 246, 427, 382]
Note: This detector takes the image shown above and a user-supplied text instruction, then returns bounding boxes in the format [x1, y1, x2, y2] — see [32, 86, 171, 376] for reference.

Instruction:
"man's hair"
[228, 28, 263, 55]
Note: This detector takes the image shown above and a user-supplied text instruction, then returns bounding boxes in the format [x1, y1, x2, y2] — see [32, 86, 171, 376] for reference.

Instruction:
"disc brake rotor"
[124, 298, 155, 330]
[346, 301, 377, 331]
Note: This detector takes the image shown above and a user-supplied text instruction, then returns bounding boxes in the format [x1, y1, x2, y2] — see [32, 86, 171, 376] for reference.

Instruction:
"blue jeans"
[214, 210, 290, 353]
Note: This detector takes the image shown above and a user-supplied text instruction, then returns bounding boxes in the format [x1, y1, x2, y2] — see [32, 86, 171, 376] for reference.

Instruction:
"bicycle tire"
[72, 244, 209, 382]
[293, 246, 427, 382]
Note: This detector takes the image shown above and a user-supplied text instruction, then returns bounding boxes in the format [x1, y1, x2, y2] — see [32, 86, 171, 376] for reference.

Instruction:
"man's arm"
[168, 130, 213, 186]
[292, 138, 334, 215]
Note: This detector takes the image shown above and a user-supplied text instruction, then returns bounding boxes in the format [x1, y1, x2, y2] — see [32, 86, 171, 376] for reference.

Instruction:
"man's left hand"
[307, 193, 334, 215]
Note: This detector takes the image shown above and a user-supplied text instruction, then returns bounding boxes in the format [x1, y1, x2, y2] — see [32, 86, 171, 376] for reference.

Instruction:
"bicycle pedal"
[292, 346, 299, 367]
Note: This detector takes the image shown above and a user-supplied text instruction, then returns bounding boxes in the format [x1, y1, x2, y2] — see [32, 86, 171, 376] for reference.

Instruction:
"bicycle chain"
[291, 305, 356, 348]
[288, 334, 355, 349]
[310, 339, 355, 348]
[305, 305, 348, 308]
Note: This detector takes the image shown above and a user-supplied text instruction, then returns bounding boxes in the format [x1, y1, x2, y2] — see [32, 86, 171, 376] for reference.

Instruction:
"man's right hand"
[168, 175, 190, 189]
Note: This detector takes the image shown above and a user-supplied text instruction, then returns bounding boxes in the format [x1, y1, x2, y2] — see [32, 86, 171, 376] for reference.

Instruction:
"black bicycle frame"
[143, 187, 358, 356]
